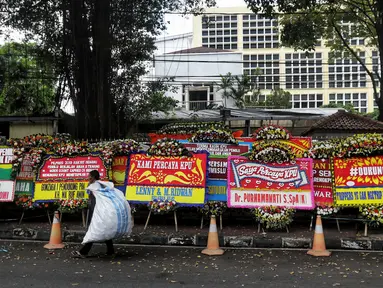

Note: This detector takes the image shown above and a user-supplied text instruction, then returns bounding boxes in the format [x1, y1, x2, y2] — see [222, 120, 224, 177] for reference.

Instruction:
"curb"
[1, 228, 382, 251]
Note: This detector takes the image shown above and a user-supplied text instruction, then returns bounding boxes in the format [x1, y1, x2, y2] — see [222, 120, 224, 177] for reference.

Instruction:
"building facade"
[192, 7, 378, 113]
[154, 47, 242, 109]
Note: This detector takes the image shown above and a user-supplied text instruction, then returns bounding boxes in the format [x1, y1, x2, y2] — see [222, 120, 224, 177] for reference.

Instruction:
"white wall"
[154, 33, 193, 56]
[155, 52, 242, 108]
[144, 33, 194, 82]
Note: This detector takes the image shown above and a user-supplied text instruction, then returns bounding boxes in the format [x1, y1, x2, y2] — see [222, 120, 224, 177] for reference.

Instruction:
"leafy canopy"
[0, 42, 56, 116]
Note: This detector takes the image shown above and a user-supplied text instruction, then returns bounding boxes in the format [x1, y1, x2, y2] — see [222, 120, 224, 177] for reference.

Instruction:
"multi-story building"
[155, 46, 242, 109]
[191, 7, 378, 113]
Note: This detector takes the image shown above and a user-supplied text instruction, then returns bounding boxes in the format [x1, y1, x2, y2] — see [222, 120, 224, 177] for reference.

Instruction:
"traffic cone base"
[44, 243, 65, 250]
[44, 211, 64, 250]
[307, 215, 331, 257]
[307, 249, 331, 257]
[202, 215, 224, 256]
[202, 248, 224, 256]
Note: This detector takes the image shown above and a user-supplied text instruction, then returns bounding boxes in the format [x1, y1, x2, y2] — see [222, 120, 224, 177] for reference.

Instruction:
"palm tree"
[216, 73, 233, 107]
[228, 74, 253, 109]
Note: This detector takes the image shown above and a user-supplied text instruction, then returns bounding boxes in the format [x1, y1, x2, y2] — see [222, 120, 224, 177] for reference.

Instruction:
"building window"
[243, 54, 280, 90]
[201, 14, 238, 50]
[328, 51, 367, 88]
[242, 14, 279, 49]
[291, 94, 323, 109]
[328, 92, 368, 112]
[285, 52, 323, 89]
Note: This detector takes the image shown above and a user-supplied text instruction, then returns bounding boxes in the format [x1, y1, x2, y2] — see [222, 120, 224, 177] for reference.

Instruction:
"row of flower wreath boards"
[4, 124, 383, 229]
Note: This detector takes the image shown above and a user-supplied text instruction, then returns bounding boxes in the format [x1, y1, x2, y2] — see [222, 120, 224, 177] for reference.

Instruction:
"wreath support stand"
[364, 223, 368, 237]
[81, 209, 87, 228]
[220, 214, 223, 231]
[85, 209, 90, 229]
[19, 211, 25, 225]
[144, 210, 151, 231]
[200, 216, 204, 229]
[174, 211, 178, 232]
[336, 219, 341, 232]
[46, 210, 51, 225]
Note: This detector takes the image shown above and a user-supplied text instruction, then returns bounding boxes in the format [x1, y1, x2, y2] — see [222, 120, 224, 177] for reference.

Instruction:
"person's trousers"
[79, 239, 115, 256]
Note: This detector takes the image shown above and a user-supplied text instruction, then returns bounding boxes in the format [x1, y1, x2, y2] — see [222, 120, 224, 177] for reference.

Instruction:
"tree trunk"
[377, 0, 383, 121]
[68, 0, 102, 139]
[92, 0, 113, 139]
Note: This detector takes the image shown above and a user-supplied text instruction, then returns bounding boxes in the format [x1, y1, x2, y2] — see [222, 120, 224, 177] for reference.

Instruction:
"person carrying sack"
[72, 170, 133, 258]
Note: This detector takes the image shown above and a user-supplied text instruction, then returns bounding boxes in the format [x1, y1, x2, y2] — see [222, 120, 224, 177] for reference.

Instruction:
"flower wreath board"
[125, 152, 209, 205]
[15, 157, 35, 197]
[111, 155, 129, 193]
[33, 154, 108, 202]
[0, 146, 15, 202]
[180, 141, 252, 201]
[227, 156, 315, 209]
[333, 156, 383, 207]
[312, 158, 334, 206]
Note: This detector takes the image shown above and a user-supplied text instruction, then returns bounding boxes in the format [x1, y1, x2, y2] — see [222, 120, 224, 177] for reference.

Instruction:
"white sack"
[82, 181, 134, 244]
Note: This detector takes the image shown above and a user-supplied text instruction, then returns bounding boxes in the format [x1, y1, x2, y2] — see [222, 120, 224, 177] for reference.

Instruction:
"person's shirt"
[87, 181, 102, 207]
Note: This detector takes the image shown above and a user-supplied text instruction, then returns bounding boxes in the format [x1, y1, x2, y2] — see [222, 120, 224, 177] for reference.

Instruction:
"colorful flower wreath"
[91, 139, 140, 168]
[359, 206, 383, 227]
[304, 140, 338, 159]
[29, 148, 48, 170]
[305, 134, 383, 160]
[199, 201, 227, 216]
[190, 128, 238, 144]
[253, 206, 295, 230]
[253, 125, 291, 141]
[14, 195, 51, 210]
[14, 195, 35, 210]
[339, 133, 383, 158]
[249, 142, 295, 163]
[316, 205, 339, 216]
[11, 147, 25, 179]
[53, 141, 89, 156]
[158, 122, 228, 135]
[148, 199, 177, 215]
[56, 199, 88, 214]
[147, 138, 190, 157]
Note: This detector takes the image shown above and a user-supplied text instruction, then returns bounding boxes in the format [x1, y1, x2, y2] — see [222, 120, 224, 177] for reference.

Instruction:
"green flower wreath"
[253, 125, 291, 141]
[190, 128, 237, 144]
[249, 142, 295, 163]
[147, 138, 190, 157]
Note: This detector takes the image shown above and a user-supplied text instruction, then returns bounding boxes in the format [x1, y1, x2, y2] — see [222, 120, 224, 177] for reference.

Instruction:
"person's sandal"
[71, 251, 87, 259]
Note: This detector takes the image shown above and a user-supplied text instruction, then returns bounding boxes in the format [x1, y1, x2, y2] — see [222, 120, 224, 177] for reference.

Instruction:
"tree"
[216, 72, 233, 107]
[218, 73, 253, 108]
[0, 42, 56, 116]
[320, 103, 357, 112]
[0, 0, 216, 138]
[265, 89, 292, 109]
[244, 0, 383, 120]
[121, 77, 179, 124]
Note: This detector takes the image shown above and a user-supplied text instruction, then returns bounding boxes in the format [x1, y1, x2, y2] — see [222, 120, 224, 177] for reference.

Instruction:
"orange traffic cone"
[202, 215, 224, 256]
[44, 211, 65, 249]
[307, 215, 331, 257]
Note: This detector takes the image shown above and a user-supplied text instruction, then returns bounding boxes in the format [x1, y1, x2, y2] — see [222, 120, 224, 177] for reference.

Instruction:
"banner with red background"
[33, 155, 107, 201]
[227, 156, 314, 209]
[313, 159, 333, 205]
[237, 137, 311, 158]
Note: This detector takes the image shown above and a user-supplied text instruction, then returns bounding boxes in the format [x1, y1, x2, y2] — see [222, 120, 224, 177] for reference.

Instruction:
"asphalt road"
[0, 241, 383, 288]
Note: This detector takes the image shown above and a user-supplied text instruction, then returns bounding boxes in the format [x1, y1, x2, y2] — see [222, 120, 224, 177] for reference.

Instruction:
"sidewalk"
[1, 218, 383, 251]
